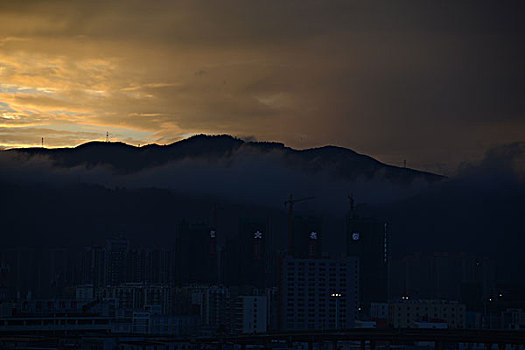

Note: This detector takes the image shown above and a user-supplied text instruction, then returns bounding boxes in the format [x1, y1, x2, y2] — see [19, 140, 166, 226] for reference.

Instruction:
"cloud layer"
[0, 140, 436, 219]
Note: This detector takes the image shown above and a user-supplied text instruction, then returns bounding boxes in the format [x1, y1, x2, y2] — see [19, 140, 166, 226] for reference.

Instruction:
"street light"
[330, 293, 342, 329]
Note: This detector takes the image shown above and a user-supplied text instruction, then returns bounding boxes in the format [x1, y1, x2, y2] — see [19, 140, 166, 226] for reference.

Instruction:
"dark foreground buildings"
[1, 198, 520, 336]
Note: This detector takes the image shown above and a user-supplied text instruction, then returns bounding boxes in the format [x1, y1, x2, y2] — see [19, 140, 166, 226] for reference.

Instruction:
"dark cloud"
[0, 0, 524, 173]
[455, 142, 525, 189]
[358, 142, 525, 281]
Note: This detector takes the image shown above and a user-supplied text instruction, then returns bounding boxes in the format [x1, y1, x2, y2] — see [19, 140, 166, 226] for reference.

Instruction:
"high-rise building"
[388, 299, 466, 329]
[75, 284, 94, 302]
[279, 256, 359, 330]
[223, 217, 270, 288]
[105, 236, 130, 286]
[0, 263, 8, 302]
[80, 245, 106, 288]
[233, 295, 268, 334]
[96, 283, 172, 315]
[175, 221, 217, 284]
[346, 207, 388, 311]
[1, 248, 38, 299]
[1, 247, 78, 299]
[291, 215, 323, 259]
[80, 242, 176, 289]
[191, 285, 231, 332]
[144, 248, 175, 284]
[125, 248, 146, 283]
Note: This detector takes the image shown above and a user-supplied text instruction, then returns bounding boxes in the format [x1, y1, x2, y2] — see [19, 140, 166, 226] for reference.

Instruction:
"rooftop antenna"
[403, 160, 407, 168]
[106, 132, 109, 143]
[41, 137, 44, 148]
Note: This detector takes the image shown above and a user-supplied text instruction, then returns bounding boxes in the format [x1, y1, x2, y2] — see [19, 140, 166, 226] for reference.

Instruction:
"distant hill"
[0, 133, 444, 251]
[1, 136, 524, 282]
[7, 134, 443, 184]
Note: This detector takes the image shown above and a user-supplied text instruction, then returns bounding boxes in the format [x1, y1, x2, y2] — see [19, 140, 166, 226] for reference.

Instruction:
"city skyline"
[1, 0, 525, 344]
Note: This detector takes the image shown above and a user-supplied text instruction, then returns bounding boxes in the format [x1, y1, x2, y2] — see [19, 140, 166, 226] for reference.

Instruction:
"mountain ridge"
[5, 134, 444, 184]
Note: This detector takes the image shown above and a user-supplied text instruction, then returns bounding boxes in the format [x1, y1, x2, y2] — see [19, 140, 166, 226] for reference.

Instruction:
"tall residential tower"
[346, 201, 388, 312]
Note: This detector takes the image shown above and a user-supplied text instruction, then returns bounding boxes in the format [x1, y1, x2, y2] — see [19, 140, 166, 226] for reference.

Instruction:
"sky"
[1, 0, 524, 175]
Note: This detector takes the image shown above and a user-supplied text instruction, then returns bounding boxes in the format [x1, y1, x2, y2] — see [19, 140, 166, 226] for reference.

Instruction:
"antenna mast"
[348, 193, 355, 212]
[106, 132, 109, 143]
[41, 137, 44, 148]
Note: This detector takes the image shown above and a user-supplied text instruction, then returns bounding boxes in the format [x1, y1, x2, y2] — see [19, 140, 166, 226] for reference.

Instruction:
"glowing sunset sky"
[1, 1, 524, 174]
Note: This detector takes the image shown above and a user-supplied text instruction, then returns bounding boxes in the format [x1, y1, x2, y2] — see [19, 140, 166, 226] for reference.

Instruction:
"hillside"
[7, 134, 443, 184]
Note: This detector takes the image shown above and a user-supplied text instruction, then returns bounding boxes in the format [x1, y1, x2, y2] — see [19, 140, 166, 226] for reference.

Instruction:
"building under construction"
[346, 198, 389, 313]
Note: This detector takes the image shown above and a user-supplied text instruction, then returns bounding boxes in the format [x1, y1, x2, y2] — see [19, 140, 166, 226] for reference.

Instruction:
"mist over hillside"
[1, 136, 524, 281]
[1, 135, 442, 213]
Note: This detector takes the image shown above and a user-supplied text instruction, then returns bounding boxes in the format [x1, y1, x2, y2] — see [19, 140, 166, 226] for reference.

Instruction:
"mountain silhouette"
[8, 134, 443, 184]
